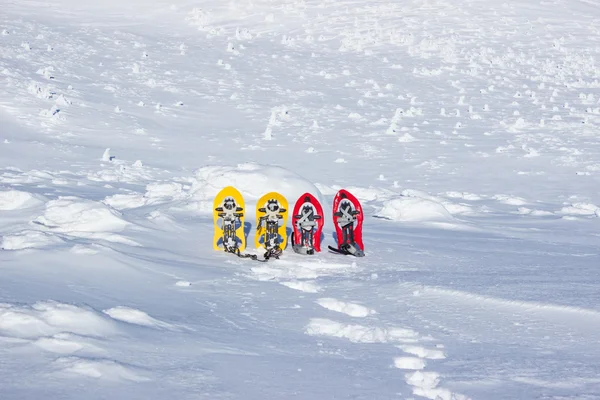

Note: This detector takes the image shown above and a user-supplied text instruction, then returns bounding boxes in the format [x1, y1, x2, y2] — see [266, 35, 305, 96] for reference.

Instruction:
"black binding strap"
[224, 245, 281, 262]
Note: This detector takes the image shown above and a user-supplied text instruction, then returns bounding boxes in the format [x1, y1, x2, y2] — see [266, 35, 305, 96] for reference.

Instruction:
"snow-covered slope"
[2, 0, 600, 399]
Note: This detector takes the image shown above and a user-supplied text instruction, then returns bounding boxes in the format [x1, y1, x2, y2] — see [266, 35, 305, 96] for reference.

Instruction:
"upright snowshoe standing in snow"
[255, 192, 288, 259]
[291, 193, 324, 255]
[213, 186, 246, 253]
[328, 189, 365, 257]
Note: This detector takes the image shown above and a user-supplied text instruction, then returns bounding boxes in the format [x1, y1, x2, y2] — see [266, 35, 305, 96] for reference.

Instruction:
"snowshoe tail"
[327, 244, 365, 257]
[291, 233, 315, 255]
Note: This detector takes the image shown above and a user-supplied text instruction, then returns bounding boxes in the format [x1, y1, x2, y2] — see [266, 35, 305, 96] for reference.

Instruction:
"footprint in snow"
[397, 344, 446, 360]
[316, 297, 376, 317]
[394, 356, 426, 370]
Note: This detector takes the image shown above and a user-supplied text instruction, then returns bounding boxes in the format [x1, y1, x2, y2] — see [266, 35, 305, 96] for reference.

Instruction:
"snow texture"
[2, 0, 600, 399]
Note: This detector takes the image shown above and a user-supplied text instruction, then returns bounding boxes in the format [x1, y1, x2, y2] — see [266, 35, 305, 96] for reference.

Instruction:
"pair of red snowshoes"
[291, 189, 365, 257]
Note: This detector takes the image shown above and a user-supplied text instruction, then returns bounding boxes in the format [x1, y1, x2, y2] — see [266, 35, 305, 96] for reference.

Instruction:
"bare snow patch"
[445, 191, 482, 201]
[398, 344, 446, 360]
[517, 207, 554, 217]
[35, 197, 128, 233]
[316, 298, 376, 317]
[250, 264, 319, 281]
[0, 301, 117, 339]
[188, 163, 325, 214]
[186, 7, 219, 35]
[559, 202, 599, 216]
[1, 230, 64, 250]
[32, 197, 136, 244]
[394, 356, 426, 370]
[250, 259, 358, 283]
[405, 370, 441, 389]
[33, 333, 104, 355]
[103, 306, 175, 330]
[305, 318, 419, 343]
[103, 182, 185, 210]
[69, 244, 101, 255]
[280, 281, 321, 293]
[376, 196, 453, 222]
[326, 184, 397, 202]
[0, 189, 45, 210]
[413, 386, 471, 400]
[493, 194, 527, 206]
[33, 336, 86, 354]
[403, 368, 470, 400]
[103, 193, 147, 210]
[398, 132, 417, 142]
[374, 189, 478, 222]
[54, 357, 150, 382]
[87, 160, 154, 184]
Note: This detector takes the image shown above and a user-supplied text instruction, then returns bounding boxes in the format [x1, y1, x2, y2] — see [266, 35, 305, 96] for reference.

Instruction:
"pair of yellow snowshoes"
[213, 186, 288, 258]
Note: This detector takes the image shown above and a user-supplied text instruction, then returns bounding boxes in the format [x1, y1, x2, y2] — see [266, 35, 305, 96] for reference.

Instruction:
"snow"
[0, 301, 117, 339]
[0, 189, 45, 210]
[394, 356, 427, 370]
[1, 230, 64, 250]
[2, 0, 600, 399]
[316, 298, 376, 317]
[54, 357, 151, 382]
[280, 280, 321, 293]
[102, 306, 177, 330]
[35, 197, 129, 234]
[305, 318, 421, 344]
[376, 196, 454, 222]
[398, 344, 447, 360]
[188, 163, 326, 216]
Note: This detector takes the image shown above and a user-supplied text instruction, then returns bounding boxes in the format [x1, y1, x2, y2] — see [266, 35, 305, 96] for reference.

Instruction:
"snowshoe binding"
[213, 186, 246, 253]
[329, 189, 365, 257]
[291, 193, 324, 255]
[256, 192, 289, 260]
